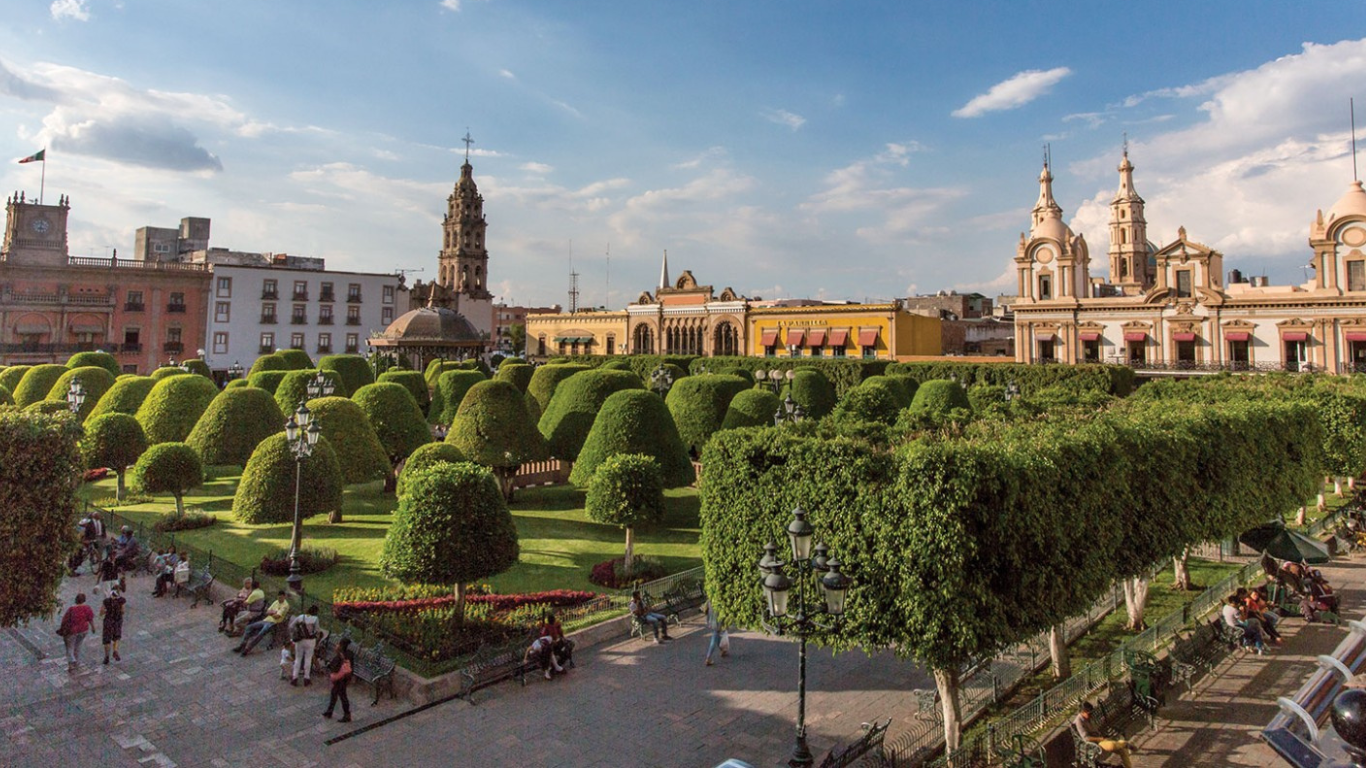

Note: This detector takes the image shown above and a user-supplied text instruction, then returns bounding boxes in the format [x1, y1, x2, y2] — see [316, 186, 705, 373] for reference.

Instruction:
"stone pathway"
[1, 572, 934, 767]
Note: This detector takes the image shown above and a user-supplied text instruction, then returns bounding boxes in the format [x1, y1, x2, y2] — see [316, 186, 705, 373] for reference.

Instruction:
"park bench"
[629, 591, 679, 641]
[662, 579, 706, 617]
[994, 733, 1045, 768]
[458, 630, 542, 705]
[177, 566, 214, 607]
[311, 628, 347, 676]
[1069, 684, 1155, 767]
[351, 640, 397, 706]
[1167, 621, 1228, 695]
[817, 719, 890, 768]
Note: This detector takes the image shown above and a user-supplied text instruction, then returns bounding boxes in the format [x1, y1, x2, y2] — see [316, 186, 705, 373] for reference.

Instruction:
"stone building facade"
[408, 153, 495, 339]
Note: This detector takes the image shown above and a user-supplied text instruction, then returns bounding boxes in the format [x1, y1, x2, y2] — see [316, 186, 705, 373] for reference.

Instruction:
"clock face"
[31, 218, 50, 234]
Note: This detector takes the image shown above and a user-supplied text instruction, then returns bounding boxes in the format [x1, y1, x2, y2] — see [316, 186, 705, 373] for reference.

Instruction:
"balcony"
[292, 291, 309, 301]
[1106, 357, 1312, 374]
[259, 344, 274, 354]
[347, 294, 363, 303]
[345, 345, 359, 354]
[167, 303, 187, 314]
[163, 342, 184, 354]
[316, 345, 332, 354]
[318, 316, 334, 325]
[121, 342, 142, 353]
[346, 317, 362, 326]
[124, 302, 145, 312]
[262, 290, 279, 300]
[291, 315, 308, 325]
[0, 342, 136, 355]
[260, 315, 278, 325]
[320, 291, 335, 303]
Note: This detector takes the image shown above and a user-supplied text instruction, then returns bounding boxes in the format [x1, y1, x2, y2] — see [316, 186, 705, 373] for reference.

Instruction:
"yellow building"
[525, 309, 628, 358]
[746, 303, 941, 360]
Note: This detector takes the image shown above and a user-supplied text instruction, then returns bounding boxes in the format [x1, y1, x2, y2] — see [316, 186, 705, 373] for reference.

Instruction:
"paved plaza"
[1, 573, 932, 768]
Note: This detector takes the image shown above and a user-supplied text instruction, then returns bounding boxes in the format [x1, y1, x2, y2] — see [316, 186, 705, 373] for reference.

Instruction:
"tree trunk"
[1049, 623, 1070, 680]
[1351, 477, 1358, 491]
[932, 667, 964, 753]
[454, 582, 467, 627]
[1296, 506, 1307, 525]
[1173, 547, 1191, 591]
[329, 507, 343, 524]
[1123, 576, 1150, 631]
[624, 526, 635, 574]
[173, 492, 185, 520]
[1318, 492, 1327, 513]
[1335, 477, 1345, 497]
[383, 463, 398, 495]
[116, 469, 126, 502]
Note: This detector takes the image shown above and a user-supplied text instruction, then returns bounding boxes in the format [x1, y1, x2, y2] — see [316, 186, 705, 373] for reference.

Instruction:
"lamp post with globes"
[1004, 379, 1020, 402]
[228, 361, 245, 381]
[650, 365, 675, 397]
[758, 507, 854, 768]
[283, 403, 321, 593]
[774, 393, 805, 426]
[755, 368, 795, 395]
[66, 377, 86, 415]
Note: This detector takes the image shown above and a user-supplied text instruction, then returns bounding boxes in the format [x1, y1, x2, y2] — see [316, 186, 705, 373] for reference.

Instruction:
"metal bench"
[1167, 621, 1228, 695]
[457, 632, 541, 705]
[351, 641, 397, 706]
[1070, 685, 1154, 767]
[817, 719, 890, 768]
[177, 566, 214, 607]
[994, 733, 1045, 768]
[629, 591, 679, 641]
[662, 578, 706, 617]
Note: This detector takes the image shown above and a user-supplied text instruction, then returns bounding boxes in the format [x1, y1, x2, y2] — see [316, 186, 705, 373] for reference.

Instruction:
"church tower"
[1108, 147, 1152, 294]
[439, 135, 493, 303]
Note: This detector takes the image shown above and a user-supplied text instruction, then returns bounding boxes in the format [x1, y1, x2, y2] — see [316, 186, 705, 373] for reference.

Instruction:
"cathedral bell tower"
[1108, 147, 1152, 294]
[439, 134, 493, 302]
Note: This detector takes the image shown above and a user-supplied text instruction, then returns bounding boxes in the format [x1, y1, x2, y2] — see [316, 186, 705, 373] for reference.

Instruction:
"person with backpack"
[289, 605, 321, 686]
[323, 637, 354, 723]
[57, 593, 96, 671]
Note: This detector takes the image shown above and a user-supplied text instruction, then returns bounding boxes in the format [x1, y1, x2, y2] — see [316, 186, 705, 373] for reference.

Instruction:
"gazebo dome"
[1329, 180, 1366, 222]
[380, 306, 481, 343]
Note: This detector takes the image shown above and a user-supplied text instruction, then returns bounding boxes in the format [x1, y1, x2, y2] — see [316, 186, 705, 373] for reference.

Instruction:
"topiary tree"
[494, 362, 534, 394]
[539, 369, 645, 461]
[136, 374, 220, 444]
[665, 374, 751, 455]
[600, 360, 631, 371]
[860, 375, 913, 409]
[907, 379, 973, 417]
[446, 380, 548, 499]
[720, 367, 755, 385]
[585, 453, 665, 573]
[318, 354, 374, 397]
[0, 384, 11, 406]
[0, 365, 32, 395]
[352, 382, 432, 490]
[831, 382, 904, 426]
[248, 353, 289, 377]
[233, 433, 344, 524]
[378, 369, 430, 412]
[379, 462, 519, 626]
[88, 375, 155, 419]
[12, 364, 68, 408]
[273, 369, 345, 417]
[247, 370, 289, 394]
[182, 358, 213, 379]
[185, 388, 285, 468]
[44, 366, 116, 423]
[430, 369, 487, 425]
[25, 400, 71, 415]
[277, 349, 314, 370]
[778, 369, 838, 419]
[0, 411, 82, 625]
[81, 413, 149, 501]
[130, 442, 204, 519]
[308, 396, 391, 489]
[527, 363, 590, 413]
[396, 442, 467, 497]
[150, 366, 191, 381]
[224, 378, 250, 390]
[569, 389, 695, 488]
[65, 351, 121, 379]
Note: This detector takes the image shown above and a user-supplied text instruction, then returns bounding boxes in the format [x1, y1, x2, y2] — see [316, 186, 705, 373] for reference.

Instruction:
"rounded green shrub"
[81, 412, 148, 500]
[0, 365, 32, 394]
[721, 389, 781, 430]
[538, 369, 645, 461]
[185, 387, 285, 467]
[224, 378, 250, 390]
[136, 374, 220, 444]
[446, 380, 548, 497]
[248, 370, 288, 393]
[0, 384, 11, 406]
[585, 453, 665, 571]
[378, 369, 430, 412]
[497, 357, 526, 368]
[44, 365, 116, 423]
[832, 382, 903, 426]
[908, 379, 973, 415]
[859, 375, 913, 409]
[130, 442, 204, 518]
[25, 400, 70, 415]
[524, 391, 541, 423]
[779, 369, 838, 419]
[570, 389, 695, 488]
[600, 360, 631, 371]
[65, 351, 121, 379]
[88, 375, 155, 419]
[277, 349, 314, 370]
[397, 442, 467, 497]
[150, 366, 192, 381]
[527, 364, 590, 413]
[352, 382, 432, 464]
[182, 358, 213, 379]
[889, 374, 921, 402]
[12, 364, 68, 408]
[248, 353, 289, 377]
[308, 396, 391, 485]
[233, 433, 344, 524]
[494, 362, 534, 394]
[318, 354, 374, 396]
[273, 369, 345, 417]
[665, 374, 751, 454]
[720, 367, 755, 385]
[430, 369, 487, 425]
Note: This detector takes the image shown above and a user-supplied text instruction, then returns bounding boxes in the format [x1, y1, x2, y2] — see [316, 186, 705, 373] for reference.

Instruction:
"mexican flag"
[17, 149, 45, 164]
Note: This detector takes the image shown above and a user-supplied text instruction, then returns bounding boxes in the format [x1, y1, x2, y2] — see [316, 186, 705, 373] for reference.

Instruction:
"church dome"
[1032, 215, 1073, 243]
[379, 306, 481, 343]
[1329, 180, 1366, 221]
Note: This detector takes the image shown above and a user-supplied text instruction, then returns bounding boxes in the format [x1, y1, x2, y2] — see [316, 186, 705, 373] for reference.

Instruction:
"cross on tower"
[462, 130, 474, 163]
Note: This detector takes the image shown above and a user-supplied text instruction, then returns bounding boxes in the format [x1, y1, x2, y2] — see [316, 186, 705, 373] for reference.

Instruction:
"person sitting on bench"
[151, 550, 180, 597]
[538, 611, 572, 673]
[1073, 701, 1134, 768]
[219, 578, 256, 632]
[229, 583, 267, 637]
[1238, 588, 1282, 644]
[629, 591, 671, 643]
[1222, 596, 1266, 653]
[112, 526, 140, 571]
[1308, 570, 1340, 613]
[234, 590, 291, 657]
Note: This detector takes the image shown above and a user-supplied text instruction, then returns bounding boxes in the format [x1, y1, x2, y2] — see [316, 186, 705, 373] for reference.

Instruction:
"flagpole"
[40, 156, 45, 205]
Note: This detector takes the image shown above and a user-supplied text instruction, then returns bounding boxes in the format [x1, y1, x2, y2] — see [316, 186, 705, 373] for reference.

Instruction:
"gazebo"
[368, 303, 489, 371]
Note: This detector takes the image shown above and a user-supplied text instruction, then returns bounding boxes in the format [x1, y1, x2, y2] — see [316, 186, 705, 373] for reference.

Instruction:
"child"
[280, 641, 295, 681]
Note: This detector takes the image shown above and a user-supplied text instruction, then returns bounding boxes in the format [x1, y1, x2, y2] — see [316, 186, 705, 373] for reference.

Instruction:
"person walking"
[289, 605, 321, 686]
[100, 588, 127, 664]
[323, 637, 355, 723]
[703, 601, 730, 667]
[57, 593, 96, 671]
[94, 550, 121, 599]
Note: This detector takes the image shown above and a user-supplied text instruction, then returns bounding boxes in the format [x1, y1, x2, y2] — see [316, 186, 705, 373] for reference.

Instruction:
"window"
[125, 290, 144, 312]
[293, 280, 308, 301]
[317, 333, 332, 353]
[345, 333, 359, 354]
[167, 327, 182, 343]
[262, 279, 278, 300]
[213, 332, 229, 354]
[1176, 270, 1192, 299]
[292, 304, 308, 324]
[383, 285, 395, 304]
[606, 336, 615, 355]
[810, 345, 823, 358]
[168, 292, 186, 312]
[1038, 340, 1056, 362]
[1082, 339, 1101, 363]
[320, 282, 335, 302]
[290, 333, 305, 349]
[1038, 274, 1052, 300]
[1285, 340, 1308, 372]
[260, 332, 275, 353]
[382, 307, 394, 325]
[832, 345, 846, 358]
[1229, 340, 1250, 367]
[123, 328, 140, 349]
[348, 283, 362, 302]
[319, 305, 333, 324]
[216, 276, 232, 297]
[1350, 261, 1366, 292]
[1177, 340, 1196, 363]
[215, 302, 231, 323]
[347, 306, 362, 325]
[535, 336, 547, 356]
[261, 303, 277, 323]
[1128, 341, 1146, 365]
[862, 346, 877, 359]
[154, 242, 172, 254]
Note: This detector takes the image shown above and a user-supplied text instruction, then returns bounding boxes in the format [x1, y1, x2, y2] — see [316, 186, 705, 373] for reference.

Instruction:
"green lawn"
[80, 471, 702, 599]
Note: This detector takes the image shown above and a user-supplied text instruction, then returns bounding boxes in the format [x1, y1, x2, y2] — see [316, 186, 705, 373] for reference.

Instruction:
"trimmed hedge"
[88, 375, 155, 419]
[44, 365, 116, 423]
[318, 354, 374, 396]
[12, 364, 68, 408]
[273, 368, 345, 417]
[308, 396, 391, 485]
[887, 361, 1134, 397]
[130, 442, 204, 518]
[150, 366, 192, 381]
[397, 442, 467, 497]
[430, 369, 487, 426]
[569, 389, 695, 488]
[908, 379, 972, 416]
[779, 369, 838, 419]
[695, 356, 889, 398]
[538, 369, 645, 461]
[585, 453, 665, 569]
[135, 374, 220, 445]
[185, 387, 285, 467]
[831, 382, 903, 426]
[182, 358, 213, 379]
[556, 354, 695, 384]
[494, 362, 534, 394]
[721, 389, 781, 430]
[233, 433, 344, 524]
[527, 364, 591, 414]
[378, 369, 430, 412]
[0, 384, 11, 406]
[224, 378, 250, 390]
[0, 365, 32, 395]
[665, 373, 751, 454]
[859, 375, 914, 409]
[65, 351, 121, 379]
[248, 353, 290, 377]
[24, 401, 70, 415]
[247, 370, 289, 394]
[446, 380, 548, 496]
[351, 382, 432, 464]
[277, 349, 314, 370]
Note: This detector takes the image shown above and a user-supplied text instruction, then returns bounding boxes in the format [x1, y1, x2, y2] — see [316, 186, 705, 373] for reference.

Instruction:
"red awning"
[1224, 331, 1249, 342]
[786, 329, 805, 346]
[1078, 332, 1100, 341]
[807, 329, 826, 347]
[1346, 332, 1366, 342]
[760, 329, 778, 346]
[1172, 332, 1196, 342]
[1035, 332, 1055, 342]
[828, 328, 849, 347]
[1281, 331, 1308, 342]
[858, 328, 879, 347]
[1124, 332, 1147, 342]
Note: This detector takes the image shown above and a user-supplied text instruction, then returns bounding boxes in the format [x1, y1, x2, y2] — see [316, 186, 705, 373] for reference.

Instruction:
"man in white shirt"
[288, 605, 321, 686]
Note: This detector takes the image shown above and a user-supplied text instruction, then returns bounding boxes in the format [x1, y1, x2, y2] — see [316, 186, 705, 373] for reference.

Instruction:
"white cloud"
[440, 0, 462, 11]
[499, 69, 516, 80]
[520, 161, 553, 174]
[607, 168, 756, 246]
[50, 0, 90, 22]
[671, 146, 726, 170]
[952, 67, 1071, 118]
[761, 108, 806, 131]
[801, 147, 964, 243]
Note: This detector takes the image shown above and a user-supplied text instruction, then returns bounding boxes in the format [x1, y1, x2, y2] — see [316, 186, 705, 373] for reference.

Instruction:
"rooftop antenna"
[568, 240, 580, 313]
[1352, 98, 1359, 182]
[462, 129, 474, 164]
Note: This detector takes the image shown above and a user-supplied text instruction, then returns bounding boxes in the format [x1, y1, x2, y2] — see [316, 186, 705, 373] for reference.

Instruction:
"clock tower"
[418, 132, 494, 337]
[2, 192, 70, 267]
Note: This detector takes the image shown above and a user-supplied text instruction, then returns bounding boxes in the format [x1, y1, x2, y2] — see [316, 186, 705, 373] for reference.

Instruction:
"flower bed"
[588, 556, 667, 589]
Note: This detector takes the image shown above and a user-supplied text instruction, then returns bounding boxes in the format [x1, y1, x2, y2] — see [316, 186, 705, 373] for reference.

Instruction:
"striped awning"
[858, 328, 879, 347]
[1078, 332, 1100, 341]
[807, 329, 826, 347]
[828, 328, 849, 347]
[760, 329, 779, 346]
[1224, 331, 1250, 342]
[1281, 331, 1308, 342]
[1124, 332, 1147, 342]
[1172, 332, 1196, 342]
[1346, 332, 1366, 342]
[70, 324, 104, 334]
[14, 324, 48, 335]
[554, 336, 593, 344]
[786, 329, 805, 347]
[1035, 332, 1055, 342]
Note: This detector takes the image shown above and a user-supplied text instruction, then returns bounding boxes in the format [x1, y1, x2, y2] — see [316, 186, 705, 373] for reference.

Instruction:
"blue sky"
[3, 2, 1366, 308]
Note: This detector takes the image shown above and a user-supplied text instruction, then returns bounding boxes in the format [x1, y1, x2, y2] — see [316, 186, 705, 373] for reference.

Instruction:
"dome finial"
[462, 129, 474, 165]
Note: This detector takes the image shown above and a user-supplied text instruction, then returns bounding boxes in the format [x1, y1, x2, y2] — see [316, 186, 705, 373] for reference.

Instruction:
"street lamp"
[283, 402, 321, 593]
[1004, 379, 1020, 402]
[305, 370, 336, 400]
[650, 365, 675, 397]
[755, 368, 795, 395]
[228, 361, 245, 380]
[758, 507, 854, 768]
[774, 393, 805, 426]
[66, 377, 86, 415]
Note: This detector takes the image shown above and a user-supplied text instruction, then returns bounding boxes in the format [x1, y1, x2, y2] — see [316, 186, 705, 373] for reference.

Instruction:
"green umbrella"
[1238, 522, 1331, 564]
